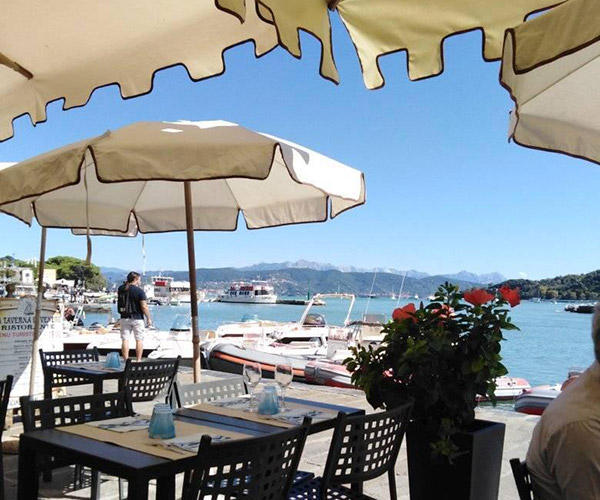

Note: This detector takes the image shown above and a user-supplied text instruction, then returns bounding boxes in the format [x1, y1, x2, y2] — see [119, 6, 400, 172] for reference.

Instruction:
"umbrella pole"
[29, 226, 47, 395]
[184, 182, 201, 382]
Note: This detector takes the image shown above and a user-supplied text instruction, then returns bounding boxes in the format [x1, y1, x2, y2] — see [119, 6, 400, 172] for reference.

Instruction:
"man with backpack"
[118, 271, 152, 361]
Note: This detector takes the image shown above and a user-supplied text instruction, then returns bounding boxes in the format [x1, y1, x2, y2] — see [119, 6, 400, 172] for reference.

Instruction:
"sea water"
[86, 298, 594, 388]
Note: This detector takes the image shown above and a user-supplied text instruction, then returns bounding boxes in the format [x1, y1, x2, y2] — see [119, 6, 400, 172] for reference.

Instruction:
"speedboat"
[515, 369, 583, 415]
[204, 294, 357, 383]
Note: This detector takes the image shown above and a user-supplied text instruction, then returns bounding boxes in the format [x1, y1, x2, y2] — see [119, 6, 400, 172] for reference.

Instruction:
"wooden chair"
[123, 356, 180, 403]
[0, 375, 13, 500]
[288, 401, 413, 500]
[20, 390, 133, 500]
[39, 347, 100, 398]
[172, 375, 246, 408]
[510, 458, 534, 500]
[182, 418, 311, 500]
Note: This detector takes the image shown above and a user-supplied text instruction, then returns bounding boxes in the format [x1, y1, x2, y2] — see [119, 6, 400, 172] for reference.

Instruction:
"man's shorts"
[120, 318, 145, 342]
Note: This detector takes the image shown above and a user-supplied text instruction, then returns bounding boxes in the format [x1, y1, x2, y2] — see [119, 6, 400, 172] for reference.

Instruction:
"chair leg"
[0, 452, 4, 500]
[388, 470, 397, 500]
[73, 464, 84, 488]
[91, 470, 100, 500]
[118, 478, 126, 500]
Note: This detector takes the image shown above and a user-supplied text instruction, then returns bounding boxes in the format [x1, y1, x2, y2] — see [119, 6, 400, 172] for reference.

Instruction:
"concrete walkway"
[1, 367, 539, 499]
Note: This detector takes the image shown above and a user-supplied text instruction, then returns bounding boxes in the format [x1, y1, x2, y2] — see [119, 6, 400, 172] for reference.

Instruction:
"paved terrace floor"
[1, 367, 540, 499]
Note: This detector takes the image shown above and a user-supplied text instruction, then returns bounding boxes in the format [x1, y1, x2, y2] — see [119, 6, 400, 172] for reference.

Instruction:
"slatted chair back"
[39, 348, 100, 397]
[20, 390, 133, 432]
[183, 418, 311, 500]
[0, 375, 13, 500]
[321, 401, 413, 500]
[173, 376, 246, 408]
[123, 357, 180, 403]
[510, 458, 534, 500]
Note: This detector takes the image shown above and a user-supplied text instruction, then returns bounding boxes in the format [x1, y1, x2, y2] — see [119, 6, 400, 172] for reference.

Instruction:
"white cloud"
[518, 272, 528, 279]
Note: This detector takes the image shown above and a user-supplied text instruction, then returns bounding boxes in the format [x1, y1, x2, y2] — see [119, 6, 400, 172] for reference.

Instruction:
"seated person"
[527, 305, 600, 499]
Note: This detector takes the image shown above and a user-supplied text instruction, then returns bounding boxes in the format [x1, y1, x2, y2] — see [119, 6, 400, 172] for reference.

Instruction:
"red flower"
[464, 289, 494, 306]
[392, 303, 416, 322]
[499, 286, 520, 307]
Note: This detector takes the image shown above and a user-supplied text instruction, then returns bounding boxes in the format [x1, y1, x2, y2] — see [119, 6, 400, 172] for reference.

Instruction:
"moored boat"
[206, 342, 313, 382]
[514, 384, 562, 415]
[217, 281, 277, 304]
[476, 376, 531, 402]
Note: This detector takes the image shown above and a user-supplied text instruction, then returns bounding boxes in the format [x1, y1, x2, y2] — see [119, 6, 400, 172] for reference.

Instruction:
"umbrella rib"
[0, 52, 33, 79]
[518, 54, 599, 108]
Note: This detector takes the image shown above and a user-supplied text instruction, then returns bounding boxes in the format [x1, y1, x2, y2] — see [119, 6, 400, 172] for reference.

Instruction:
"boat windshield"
[303, 313, 327, 327]
[241, 314, 260, 323]
[171, 314, 191, 331]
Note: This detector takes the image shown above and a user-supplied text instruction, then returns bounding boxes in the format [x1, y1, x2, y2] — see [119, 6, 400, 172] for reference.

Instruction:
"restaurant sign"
[0, 297, 63, 407]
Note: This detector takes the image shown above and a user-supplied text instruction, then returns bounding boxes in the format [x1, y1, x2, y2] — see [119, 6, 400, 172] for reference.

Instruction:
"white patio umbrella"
[0, 0, 278, 142]
[217, 0, 563, 87]
[0, 120, 366, 385]
[501, 0, 600, 164]
[1, 0, 564, 143]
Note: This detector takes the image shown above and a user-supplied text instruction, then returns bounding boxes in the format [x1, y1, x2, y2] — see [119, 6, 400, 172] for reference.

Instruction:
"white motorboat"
[214, 293, 355, 347]
[217, 281, 277, 304]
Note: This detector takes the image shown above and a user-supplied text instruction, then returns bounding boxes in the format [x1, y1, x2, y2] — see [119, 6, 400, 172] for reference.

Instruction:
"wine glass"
[275, 359, 294, 410]
[242, 362, 262, 411]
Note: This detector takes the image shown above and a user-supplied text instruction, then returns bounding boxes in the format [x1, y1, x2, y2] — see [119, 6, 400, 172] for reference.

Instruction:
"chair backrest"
[0, 375, 13, 441]
[510, 458, 534, 500]
[123, 357, 180, 402]
[322, 401, 413, 489]
[20, 390, 133, 432]
[173, 376, 246, 408]
[39, 348, 100, 388]
[183, 418, 311, 500]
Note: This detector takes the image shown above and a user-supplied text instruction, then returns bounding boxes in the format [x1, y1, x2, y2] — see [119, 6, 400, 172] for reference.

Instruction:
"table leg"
[93, 379, 102, 395]
[17, 439, 39, 500]
[156, 475, 175, 500]
[126, 477, 149, 500]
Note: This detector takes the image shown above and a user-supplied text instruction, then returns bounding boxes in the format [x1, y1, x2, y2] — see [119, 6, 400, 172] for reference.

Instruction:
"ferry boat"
[148, 275, 203, 305]
[218, 281, 277, 304]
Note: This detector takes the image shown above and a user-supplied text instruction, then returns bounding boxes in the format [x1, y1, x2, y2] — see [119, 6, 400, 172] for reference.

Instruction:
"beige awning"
[501, 0, 600, 165]
[217, 0, 563, 87]
[0, 1, 278, 142]
[0, 120, 365, 233]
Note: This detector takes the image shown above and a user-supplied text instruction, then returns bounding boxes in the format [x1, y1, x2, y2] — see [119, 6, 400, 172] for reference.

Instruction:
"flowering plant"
[344, 282, 520, 457]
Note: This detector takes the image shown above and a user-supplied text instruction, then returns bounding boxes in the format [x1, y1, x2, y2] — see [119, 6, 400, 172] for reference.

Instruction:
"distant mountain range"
[101, 261, 506, 297]
[237, 260, 505, 284]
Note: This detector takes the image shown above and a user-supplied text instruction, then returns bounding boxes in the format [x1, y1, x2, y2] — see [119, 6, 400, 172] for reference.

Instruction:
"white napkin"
[87, 416, 151, 432]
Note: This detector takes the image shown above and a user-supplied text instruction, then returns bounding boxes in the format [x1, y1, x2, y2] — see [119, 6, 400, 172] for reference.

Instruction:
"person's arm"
[140, 300, 152, 327]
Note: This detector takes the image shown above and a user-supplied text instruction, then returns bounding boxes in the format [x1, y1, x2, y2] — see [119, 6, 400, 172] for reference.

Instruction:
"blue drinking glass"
[105, 352, 121, 369]
[148, 404, 176, 439]
[258, 385, 280, 415]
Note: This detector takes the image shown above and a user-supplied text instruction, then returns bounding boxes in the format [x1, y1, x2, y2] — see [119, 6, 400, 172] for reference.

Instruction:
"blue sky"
[1, 18, 598, 281]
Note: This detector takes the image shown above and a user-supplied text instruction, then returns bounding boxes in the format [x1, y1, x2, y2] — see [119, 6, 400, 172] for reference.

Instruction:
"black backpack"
[118, 284, 135, 317]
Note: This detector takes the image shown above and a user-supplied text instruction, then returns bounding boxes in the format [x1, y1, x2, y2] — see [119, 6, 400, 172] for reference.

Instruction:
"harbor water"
[86, 297, 594, 388]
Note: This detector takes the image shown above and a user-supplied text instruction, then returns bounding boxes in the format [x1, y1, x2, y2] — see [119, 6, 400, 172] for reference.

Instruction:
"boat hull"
[207, 342, 310, 382]
[304, 359, 354, 389]
[514, 385, 561, 415]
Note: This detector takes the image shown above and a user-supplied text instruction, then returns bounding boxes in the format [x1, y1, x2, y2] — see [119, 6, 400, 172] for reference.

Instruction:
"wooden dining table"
[17, 396, 363, 500]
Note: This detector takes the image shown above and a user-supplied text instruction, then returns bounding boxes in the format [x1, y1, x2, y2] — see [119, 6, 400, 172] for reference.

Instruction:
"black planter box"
[406, 419, 506, 500]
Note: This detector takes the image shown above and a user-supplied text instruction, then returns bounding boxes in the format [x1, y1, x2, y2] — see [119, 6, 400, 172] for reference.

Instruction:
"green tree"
[45, 256, 107, 291]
